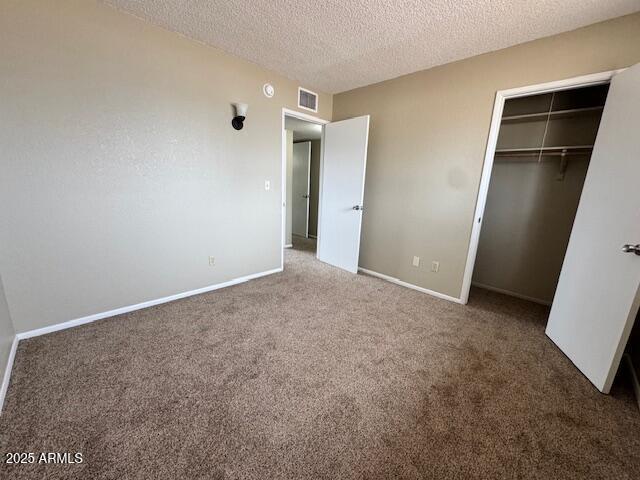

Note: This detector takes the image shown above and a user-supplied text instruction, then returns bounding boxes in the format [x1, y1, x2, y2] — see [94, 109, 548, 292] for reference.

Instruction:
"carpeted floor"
[1, 237, 639, 479]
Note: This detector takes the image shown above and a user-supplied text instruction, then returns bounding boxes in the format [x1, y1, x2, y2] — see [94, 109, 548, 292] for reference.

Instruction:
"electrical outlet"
[431, 261, 439, 273]
[264, 180, 271, 191]
[412, 256, 420, 267]
[209, 256, 215, 266]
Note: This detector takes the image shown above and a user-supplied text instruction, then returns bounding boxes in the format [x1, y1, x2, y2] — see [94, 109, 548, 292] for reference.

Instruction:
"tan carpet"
[1, 238, 639, 479]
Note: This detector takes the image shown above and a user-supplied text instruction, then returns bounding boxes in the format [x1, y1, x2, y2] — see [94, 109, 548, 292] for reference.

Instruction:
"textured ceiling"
[103, 1, 640, 93]
[285, 116, 322, 141]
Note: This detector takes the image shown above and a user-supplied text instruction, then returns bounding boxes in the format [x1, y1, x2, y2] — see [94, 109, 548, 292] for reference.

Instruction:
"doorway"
[284, 114, 323, 253]
[462, 71, 620, 304]
[463, 67, 640, 394]
[470, 82, 610, 305]
[281, 109, 370, 274]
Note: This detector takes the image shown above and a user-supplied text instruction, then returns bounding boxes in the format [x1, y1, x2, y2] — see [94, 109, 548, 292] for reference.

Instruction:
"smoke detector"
[263, 83, 275, 98]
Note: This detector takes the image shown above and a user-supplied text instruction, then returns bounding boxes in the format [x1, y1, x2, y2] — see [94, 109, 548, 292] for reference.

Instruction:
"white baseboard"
[16, 267, 283, 341]
[2, 266, 282, 414]
[0, 335, 19, 414]
[284, 244, 293, 249]
[308, 235, 317, 239]
[358, 267, 463, 304]
[471, 282, 551, 306]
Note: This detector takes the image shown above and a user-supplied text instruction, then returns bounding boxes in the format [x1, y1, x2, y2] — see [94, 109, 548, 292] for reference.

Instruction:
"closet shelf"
[501, 106, 604, 123]
[495, 145, 594, 160]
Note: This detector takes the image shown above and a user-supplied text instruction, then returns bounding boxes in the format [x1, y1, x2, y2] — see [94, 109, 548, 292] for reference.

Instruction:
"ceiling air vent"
[298, 87, 318, 112]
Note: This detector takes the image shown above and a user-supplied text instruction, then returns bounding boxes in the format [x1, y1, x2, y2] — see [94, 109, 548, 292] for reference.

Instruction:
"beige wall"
[332, 13, 640, 299]
[0, 0, 331, 332]
[473, 158, 590, 303]
[308, 140, 321, 237]
[0, 274, 15, 393]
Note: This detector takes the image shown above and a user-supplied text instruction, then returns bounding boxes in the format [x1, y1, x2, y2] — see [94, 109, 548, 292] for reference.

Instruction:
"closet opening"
[469, 82, 610, 305]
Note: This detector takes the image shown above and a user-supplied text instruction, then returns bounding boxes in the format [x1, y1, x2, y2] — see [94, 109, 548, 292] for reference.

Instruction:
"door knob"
[352, 205, 364, 211]
[302, 194, 310, 199]
[622, 244, 640, 255]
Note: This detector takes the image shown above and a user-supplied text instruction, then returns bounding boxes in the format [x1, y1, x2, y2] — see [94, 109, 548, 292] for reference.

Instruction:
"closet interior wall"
[473, 84, 609, 304]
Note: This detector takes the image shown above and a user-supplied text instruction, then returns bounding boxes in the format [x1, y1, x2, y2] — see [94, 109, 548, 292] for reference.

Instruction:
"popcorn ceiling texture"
[103, 0, 640, 93]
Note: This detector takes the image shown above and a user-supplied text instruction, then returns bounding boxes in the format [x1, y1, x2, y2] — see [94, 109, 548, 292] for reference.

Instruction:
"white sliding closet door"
[546, 64, 640, 393]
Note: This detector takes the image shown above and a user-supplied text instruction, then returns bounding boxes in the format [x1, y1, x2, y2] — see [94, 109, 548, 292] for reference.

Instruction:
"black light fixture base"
[232, 116, 245, 130]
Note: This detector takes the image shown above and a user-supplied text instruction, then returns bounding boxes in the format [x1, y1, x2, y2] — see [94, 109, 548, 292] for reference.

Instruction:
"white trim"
[471, 282, 552, 306]
[308, 235, 317, 239]
[0, 335, 19, 414]
[0, 267, 282, 413]
[316, 124, 326, 260]
[460, 69, 623, 305]
[16, 268, 282, 341]
[282, 108, 328, 270]
[281, 112, 287, 271]
[283, 108, 328, 125]
[284, 244, 293, 249]
[358, 267, 463, 304]
[297, 87, 319, 113]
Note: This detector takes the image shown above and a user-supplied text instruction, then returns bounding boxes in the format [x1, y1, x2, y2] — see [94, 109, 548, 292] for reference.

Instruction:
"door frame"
[281, 108, 329, 270]
[460, 69, 625, 304]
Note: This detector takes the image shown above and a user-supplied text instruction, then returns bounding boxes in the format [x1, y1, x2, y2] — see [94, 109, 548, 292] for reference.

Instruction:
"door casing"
[460, 69, 625, 305]
[281, 108, 328, 270]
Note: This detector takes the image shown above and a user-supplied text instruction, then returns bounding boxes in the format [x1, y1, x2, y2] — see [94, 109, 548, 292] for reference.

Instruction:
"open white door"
[317, 116, 370, 273]
[292, 141, 311, 237]
[546, 64, 640, 393]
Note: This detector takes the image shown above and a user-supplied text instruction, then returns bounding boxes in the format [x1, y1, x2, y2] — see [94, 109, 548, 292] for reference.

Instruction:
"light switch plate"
[264, 180, 271, 191]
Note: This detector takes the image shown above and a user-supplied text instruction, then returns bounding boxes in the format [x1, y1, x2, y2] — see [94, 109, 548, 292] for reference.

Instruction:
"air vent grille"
[298, 88, 318, 112]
